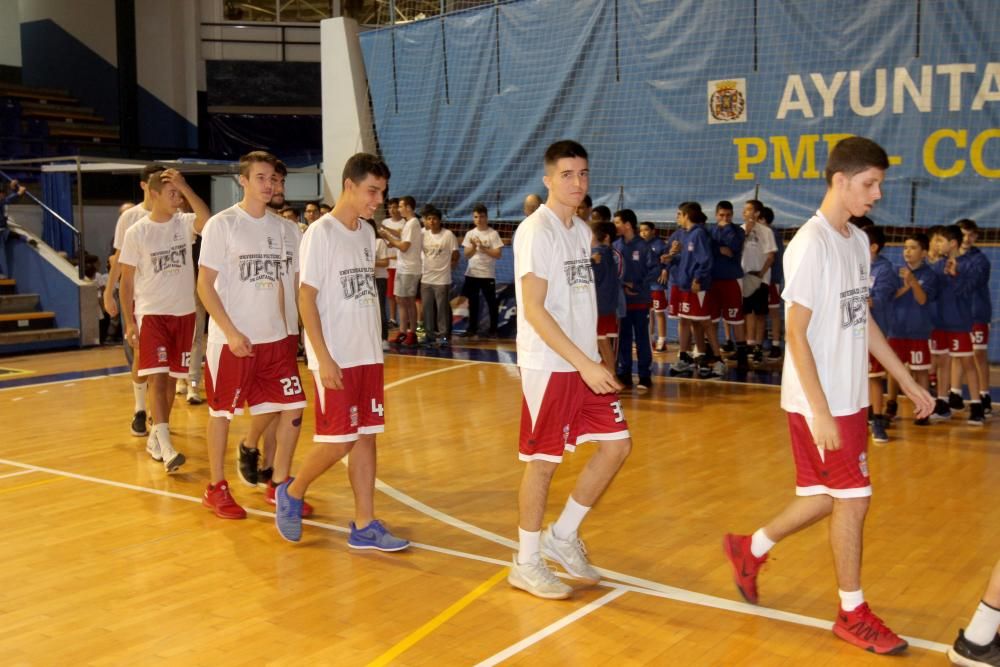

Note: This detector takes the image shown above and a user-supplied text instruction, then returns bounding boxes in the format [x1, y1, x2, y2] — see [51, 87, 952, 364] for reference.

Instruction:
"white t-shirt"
[199, 204, 297, 345]
[741, 222, 778, 284]
[514, 204, 599, 372]
[118, 212, 197, 317]
[395, 217, 423, 275]
[381, 217, 404, 268]
[274, 213, 302, 335]
[421, 228, 458, 285]
[113, 204, 152, 251]
[463, 227, 503, 279]
[780, 211, 870, 417]
[375, 238, 389, 279]
[299, 215, 383, 370]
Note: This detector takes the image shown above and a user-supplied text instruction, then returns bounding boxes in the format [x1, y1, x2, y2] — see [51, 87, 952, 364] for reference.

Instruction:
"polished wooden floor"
[1, 345, 997, 665]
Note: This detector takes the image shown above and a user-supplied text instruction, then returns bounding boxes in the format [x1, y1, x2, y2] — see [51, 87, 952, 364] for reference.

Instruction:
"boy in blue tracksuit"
[863, 226, 900, 442]
[886, 232, 938, 425]
[930, 224, 984, 425]
[639, 221, 669, 352]
[674, 202, 718, 378]
[710, 200, 748, 370]
[613, 209, 660, 389]
[957, 219, 992, 416]
[591, 221, 620, 374]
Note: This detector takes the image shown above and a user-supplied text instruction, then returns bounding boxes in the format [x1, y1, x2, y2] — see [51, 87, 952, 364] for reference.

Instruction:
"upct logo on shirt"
[239, 253, 284, 287]
[563, 257, 593, 291]
[839, 285, 869, 334]
[151, 244, 188, 274]
[340, 266, 378, 303]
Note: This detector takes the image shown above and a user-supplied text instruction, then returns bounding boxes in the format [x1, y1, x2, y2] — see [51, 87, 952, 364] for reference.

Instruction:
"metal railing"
[200, 22, 320, 62]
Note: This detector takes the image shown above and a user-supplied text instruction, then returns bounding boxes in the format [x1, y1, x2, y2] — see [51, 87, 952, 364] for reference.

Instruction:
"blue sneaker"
[871, 416, 889, 444]
[275, 479, 303, 543]
[348, 519, 409, 551]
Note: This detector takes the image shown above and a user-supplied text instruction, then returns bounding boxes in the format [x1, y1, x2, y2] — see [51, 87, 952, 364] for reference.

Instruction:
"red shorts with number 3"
[205, 336, 306, 419]
[889, 338, 932, 371]
[519, 369, 630, 463]
[313, 363, 385, 443]
[944, 330, 973, 357]
[650, 289, 667, 313]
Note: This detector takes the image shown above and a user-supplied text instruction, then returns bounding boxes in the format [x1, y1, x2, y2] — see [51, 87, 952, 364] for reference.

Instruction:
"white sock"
[552, 496, 591, 541]
[133, 382, 147, 412]
[154, 423, 171, 448]
[517, 528, 540, 564]
[981, 391, 990, 399]
[839, 588, 865, 612]
[966, 601, 1000, 646]
[951, 387, 962, 396]
[750, 528, 775, 558]
[657, 337, 666, 344]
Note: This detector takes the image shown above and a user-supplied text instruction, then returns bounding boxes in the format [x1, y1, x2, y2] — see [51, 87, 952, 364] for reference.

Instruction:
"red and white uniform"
[118, 212, 198, 378]
[301, 214, 384, 442]
[889, 338, 932, 371]
[199, 204, 305, 418]
[781, 211, 871, 498]
[678, 288, 714, 321]
[710, 278, 744, 324]
[514, 205, 629, 463]
[972, 323, 989, 351]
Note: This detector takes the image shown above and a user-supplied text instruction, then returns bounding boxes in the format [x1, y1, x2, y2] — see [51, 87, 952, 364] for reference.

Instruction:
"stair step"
[0, 294, 40, 314]
[0, 327, 79, 346]
[47, 121, 119, 140]
[0, 278, 15, 294]
[0, 311, 55, 332]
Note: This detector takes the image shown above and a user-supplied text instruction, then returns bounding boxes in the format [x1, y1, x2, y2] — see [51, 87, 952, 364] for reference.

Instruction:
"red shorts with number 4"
[519, 369, 630, 463]
[205, 336, 306, 419]
[867, 354, 886, 378]
[889, 338, 932, 370]
[650, 289, 667, 313]
[678, 289, 713, 321]
[313, 363, 384, 443]
[972, 323, 989, 350]
[137, 312, 196, 379]
[929, 330, 950, 355]
[667, 285, 681, 318]
[597, 313, 619, 339]
[709, 279, 744, 324]
[789, 408, 871, 498]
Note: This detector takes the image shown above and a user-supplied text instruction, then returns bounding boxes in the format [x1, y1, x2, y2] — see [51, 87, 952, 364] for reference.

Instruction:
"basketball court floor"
[1, 344, 996, 665]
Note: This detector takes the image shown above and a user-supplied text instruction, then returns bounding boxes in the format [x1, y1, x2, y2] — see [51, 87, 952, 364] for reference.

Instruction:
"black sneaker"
[968, 402, 985, 426]
[752, 346, 763, 364]
[929, 398, 952, 422]
[131, 410, 148, 437]
[258, 466, 273, 488]
[237, 441, 260, 487]
[983, 393, 993, 417]
[767, 345, 782, 359]
[637, 376, 652, 390]
[949, 390, 966, 411]
[616, 373, 633, 389]
[885, 399, 898, 422]
[721, 340, 735, 354]
[947, 630, 1000, 667]
[914, 417, 930, 426]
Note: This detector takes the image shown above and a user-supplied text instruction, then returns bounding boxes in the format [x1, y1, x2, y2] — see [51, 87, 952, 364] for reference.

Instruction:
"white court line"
[0, 469, 36, 480]
[475, 588, 628, 666]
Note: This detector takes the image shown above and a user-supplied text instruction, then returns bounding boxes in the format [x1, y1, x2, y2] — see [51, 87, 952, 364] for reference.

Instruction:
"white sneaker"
[541, 525, 601, 585]
[381, 340, 390, 351]
[508, 555, 572, 599]
[175, 379, 188, 395]
[186, 388, 203, 405]
[158, 439, 186, 473]
[145, 433, 162, 462]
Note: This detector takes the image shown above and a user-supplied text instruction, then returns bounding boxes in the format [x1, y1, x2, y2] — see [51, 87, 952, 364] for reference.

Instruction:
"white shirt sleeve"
[402, 219, 419, 245]
[198, 217, 227, 272]
[761, 225, 778, 255]
[376, 238, 389, 260]
[462, 230, 473, 249]
[181, 212, 198, 241]
[514, 221, 550, 280]
[298, 224, 327, 290]
[781, 229, 822, 311]
[118, 224, 141, 268]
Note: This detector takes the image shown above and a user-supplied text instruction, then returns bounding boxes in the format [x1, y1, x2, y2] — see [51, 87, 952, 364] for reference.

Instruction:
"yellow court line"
[0, 476, 64, 495]
[0, 366, 34, 378]
[366, 567, 510, 667]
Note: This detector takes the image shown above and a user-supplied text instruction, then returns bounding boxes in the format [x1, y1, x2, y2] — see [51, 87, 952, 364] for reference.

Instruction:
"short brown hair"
[239, 150, 279, 177]
[825, 137, 889, 185]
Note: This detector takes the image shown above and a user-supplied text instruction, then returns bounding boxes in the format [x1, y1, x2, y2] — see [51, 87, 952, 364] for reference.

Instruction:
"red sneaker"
[403, 331, 418, 346]
[723, 533, 767, 604]
[202, 480, 247, 520]
[393, 332, 406, 344]
[266, 480, 313, 517]
[833, 603, 908, 655]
